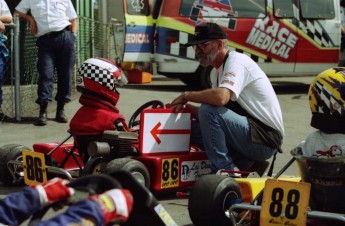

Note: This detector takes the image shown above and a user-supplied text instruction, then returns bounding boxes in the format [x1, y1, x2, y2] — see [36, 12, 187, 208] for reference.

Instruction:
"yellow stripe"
[156, 16, 194, 34]
[125, 14, 154, 26]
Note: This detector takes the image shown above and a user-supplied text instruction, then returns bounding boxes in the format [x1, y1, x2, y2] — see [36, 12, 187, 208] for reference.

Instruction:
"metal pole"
[14, 14, 20, 121]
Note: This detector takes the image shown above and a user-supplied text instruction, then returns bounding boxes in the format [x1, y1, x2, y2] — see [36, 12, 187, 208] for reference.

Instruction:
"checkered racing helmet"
[309, 67, 345, 133]
[76, 58, 127, 105]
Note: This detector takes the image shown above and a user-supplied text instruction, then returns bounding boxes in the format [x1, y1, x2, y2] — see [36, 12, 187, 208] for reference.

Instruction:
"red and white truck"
[109, 0, 341, 87]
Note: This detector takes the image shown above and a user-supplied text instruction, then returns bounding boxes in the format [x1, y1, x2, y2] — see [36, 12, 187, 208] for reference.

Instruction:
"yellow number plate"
[161, 158, 179, 188]
[260, 179, 310, 226]
[23, 150, 47, 185]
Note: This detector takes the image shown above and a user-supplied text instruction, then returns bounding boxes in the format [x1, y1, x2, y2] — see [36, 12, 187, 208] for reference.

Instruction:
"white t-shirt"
[300, 130, 345, 158]
[0, 0, 11, 18]
[213, 51, 284, 137]
[15, 0, 77, 37]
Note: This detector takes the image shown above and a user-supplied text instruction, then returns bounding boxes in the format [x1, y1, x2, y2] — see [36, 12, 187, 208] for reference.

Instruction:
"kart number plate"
[260, 179, 310, 226]
[23, 150, 47, 185]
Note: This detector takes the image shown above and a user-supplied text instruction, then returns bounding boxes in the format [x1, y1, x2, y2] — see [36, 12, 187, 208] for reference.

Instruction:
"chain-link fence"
[2, 15, 117, 120]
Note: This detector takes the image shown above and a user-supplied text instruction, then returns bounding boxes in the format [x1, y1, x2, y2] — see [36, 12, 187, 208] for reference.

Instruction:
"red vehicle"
[0, 99, 213, 193]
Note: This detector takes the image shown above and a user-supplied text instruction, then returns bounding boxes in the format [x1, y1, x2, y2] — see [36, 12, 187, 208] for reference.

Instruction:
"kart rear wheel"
[104, 158, 150, 188]
[0, 144, 32, 185]
[188, 174, 242, 226]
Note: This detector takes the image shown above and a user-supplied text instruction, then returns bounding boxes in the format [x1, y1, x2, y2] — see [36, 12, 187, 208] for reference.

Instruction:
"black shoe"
[246, 161, 269, 177]
[36, 111, 47, 126]
[35, 103, 48, 126]
[55, 109, 68, 123]
[55, 102, 68, 123]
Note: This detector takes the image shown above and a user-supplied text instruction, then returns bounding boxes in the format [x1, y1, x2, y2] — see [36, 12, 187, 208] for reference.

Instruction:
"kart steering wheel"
[28, 174, 122, 223]
[128, 100, 164, 129]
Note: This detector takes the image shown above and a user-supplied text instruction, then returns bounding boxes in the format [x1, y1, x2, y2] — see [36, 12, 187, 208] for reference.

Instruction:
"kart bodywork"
[188, 147, 345, 226]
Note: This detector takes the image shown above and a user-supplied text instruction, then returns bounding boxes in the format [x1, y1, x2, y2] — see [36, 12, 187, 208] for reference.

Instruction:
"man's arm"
[14, 10, 37, 35]
[0, 16, 12, 23]
[171, 87, 232, 107]
[170, 87, 232, 113]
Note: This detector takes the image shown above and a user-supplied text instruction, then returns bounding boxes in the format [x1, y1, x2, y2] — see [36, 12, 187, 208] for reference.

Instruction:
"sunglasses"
[192, 41, 213, 51]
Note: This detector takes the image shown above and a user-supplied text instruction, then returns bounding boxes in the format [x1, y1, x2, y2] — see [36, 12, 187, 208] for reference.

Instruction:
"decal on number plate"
[181, 160, 211, 182]
[260, 179, 310, 226]
[23, 150, 47, 185]
[161, 158, 179, 188]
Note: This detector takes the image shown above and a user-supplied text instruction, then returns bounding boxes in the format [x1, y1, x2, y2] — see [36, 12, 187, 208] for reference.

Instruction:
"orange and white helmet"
[76, 58, 127, 105]
[309, 67, 345, 133]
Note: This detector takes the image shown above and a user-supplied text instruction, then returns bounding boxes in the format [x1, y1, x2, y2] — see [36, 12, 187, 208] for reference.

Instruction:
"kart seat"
[291, 147, 345, 214]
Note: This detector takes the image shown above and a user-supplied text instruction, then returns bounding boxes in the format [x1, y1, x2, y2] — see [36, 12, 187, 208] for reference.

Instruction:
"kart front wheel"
[0, 144, 32, 185]
[188, 174, 242, 226]
[104, 158, 150, 188]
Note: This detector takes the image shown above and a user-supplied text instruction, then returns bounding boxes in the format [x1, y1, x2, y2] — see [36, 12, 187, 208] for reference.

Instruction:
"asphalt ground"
[0, 74, 316, 225]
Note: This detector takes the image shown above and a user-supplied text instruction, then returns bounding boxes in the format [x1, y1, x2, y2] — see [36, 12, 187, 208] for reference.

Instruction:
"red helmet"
[76, 58, 127, 105]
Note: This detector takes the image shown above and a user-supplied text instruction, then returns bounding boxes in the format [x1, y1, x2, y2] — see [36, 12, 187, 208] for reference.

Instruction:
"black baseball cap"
[185, 23, 227, 47]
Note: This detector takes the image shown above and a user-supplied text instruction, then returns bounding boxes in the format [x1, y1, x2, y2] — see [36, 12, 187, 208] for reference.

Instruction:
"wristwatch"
[182, 91, 189, 101]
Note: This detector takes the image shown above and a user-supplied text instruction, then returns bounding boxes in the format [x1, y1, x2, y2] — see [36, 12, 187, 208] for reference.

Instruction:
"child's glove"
[88, 189, 133, 225]
[31, 177, 74, 207]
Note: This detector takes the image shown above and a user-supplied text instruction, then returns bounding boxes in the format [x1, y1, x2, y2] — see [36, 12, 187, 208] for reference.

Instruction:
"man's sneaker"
[246, 161, 270, 177]
[216, 167, 241, 177]
[88, 189, 133, 225]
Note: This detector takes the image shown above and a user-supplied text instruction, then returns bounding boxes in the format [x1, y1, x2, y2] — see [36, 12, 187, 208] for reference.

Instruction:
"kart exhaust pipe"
[88, 141, 111, 157]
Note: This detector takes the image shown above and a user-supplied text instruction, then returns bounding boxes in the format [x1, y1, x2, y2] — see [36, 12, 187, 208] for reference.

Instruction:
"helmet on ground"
[309, 67, 345, 133]
[76, 58, 127, 105]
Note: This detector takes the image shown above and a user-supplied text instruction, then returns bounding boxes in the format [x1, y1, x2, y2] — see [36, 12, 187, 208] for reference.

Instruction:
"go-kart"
[27, 170, 178, 226]
[188, 147, 345, 226]
[0, 99, 214, 194]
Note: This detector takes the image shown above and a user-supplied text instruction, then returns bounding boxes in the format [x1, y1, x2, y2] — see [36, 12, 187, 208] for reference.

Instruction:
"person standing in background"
[0, 0, 12, 121]
[14, 0, 78, 126]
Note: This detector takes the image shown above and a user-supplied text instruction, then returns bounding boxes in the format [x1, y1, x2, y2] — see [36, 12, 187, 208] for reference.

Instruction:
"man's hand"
[171, 92, 189, 112]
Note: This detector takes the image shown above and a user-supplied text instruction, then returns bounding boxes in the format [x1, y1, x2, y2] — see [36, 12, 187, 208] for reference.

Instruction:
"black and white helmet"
[76, 58, 127, 105]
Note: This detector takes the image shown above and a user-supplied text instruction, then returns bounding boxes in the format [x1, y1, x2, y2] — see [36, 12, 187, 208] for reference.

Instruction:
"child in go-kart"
[0, 177, 133, 226]
[69, 58, 129, 162]
[292, 67, 345, 214]
[299, 67, 345, 157]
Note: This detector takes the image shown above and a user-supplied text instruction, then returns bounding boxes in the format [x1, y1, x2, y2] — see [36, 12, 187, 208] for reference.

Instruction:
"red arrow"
[150, 122, 190, 144]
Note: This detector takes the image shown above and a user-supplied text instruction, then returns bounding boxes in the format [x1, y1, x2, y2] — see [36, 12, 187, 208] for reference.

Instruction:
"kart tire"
[188, 174, 242, 226]
[80, 157, 110, 176]
[0, 144, 31, 185]
[104, 158, 150, 188]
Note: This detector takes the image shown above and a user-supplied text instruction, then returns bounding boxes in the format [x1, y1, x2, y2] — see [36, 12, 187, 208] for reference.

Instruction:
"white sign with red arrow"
[140, 108, 191, 154]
